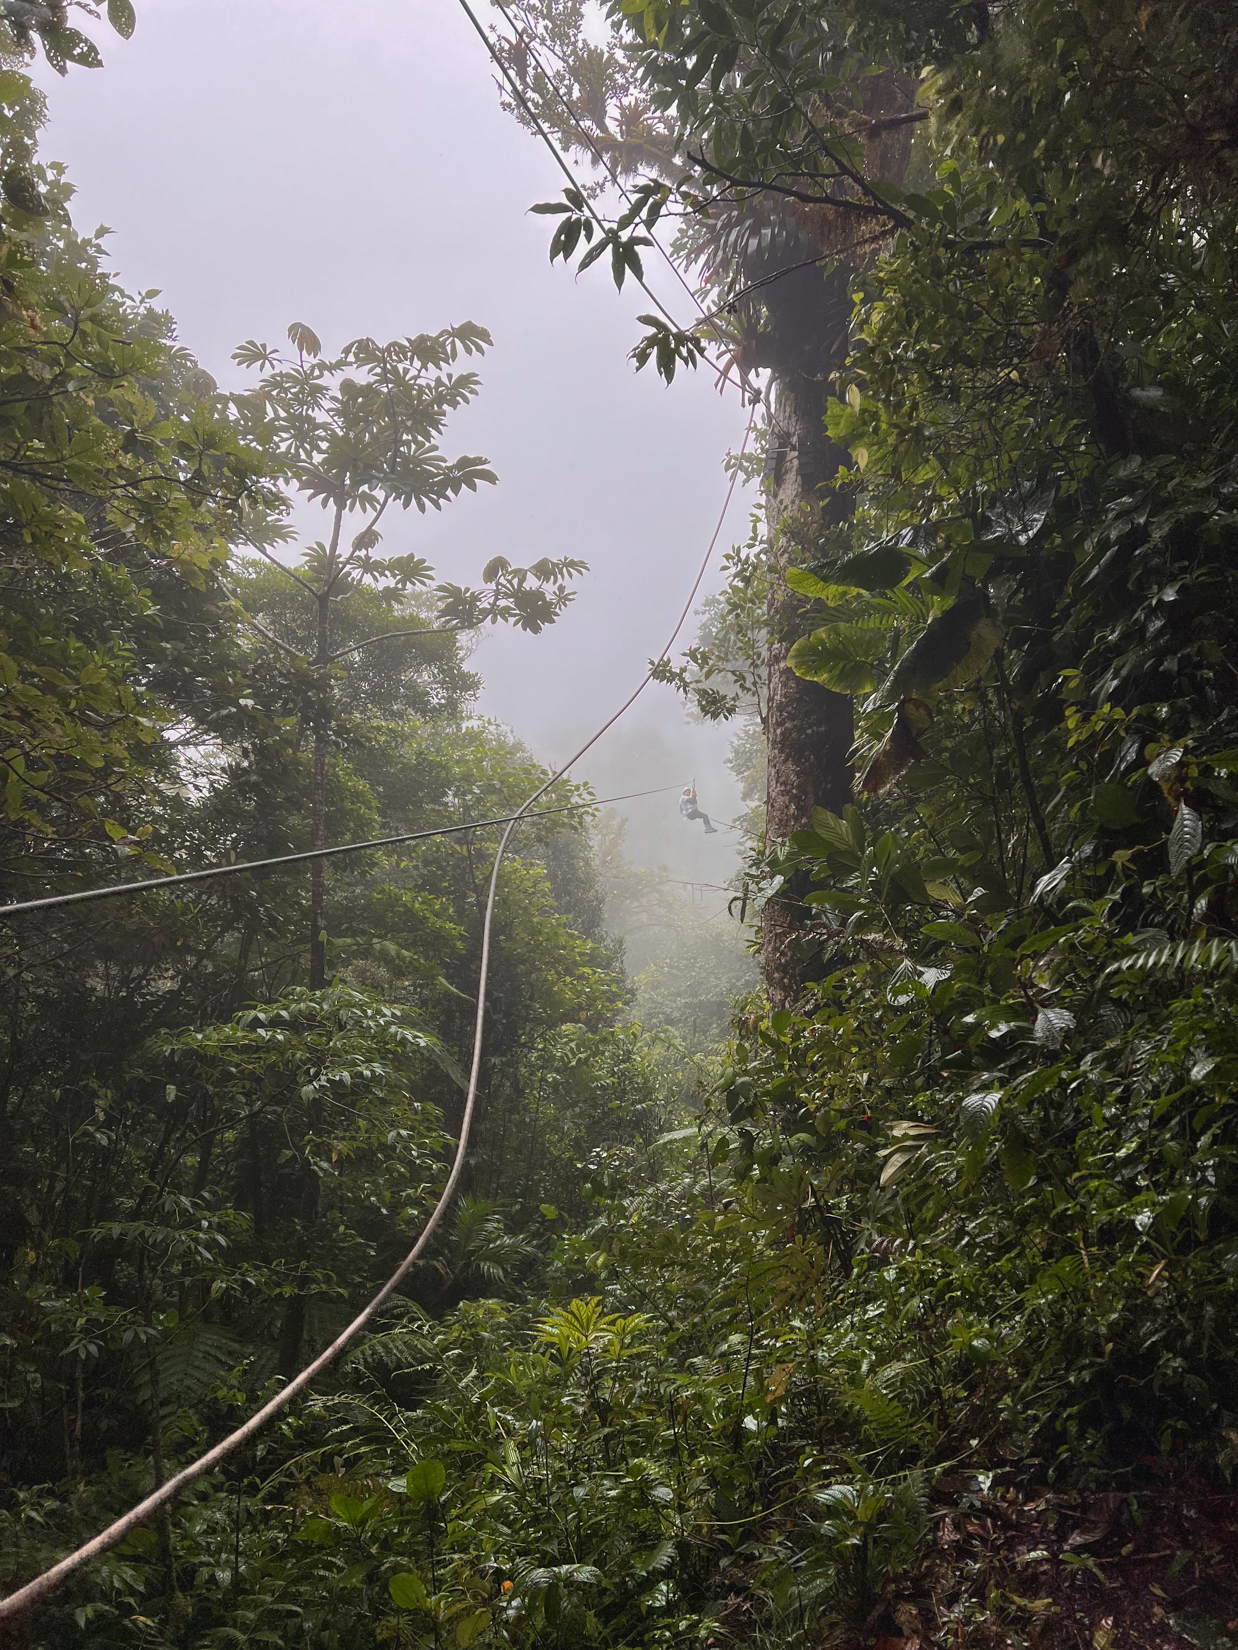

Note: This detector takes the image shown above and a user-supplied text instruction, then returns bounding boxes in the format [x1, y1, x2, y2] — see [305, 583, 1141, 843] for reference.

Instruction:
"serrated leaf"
[1169, 803, 1203, 875]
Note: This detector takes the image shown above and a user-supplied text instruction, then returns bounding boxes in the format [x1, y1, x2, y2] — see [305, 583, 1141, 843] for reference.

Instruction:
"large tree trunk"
[757, 72, 916, 1010]
[309, 589, 330, 991]
[309, 727, 327, 991]
[762, 369, 854, 1011]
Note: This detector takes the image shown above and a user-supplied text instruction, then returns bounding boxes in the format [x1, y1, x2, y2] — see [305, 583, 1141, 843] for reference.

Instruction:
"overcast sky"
[33, 0, 757, 884]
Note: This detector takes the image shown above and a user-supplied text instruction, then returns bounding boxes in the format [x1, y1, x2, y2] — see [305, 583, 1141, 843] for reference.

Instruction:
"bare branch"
[242, 540, 320, 597]
[239, 613, 306, 658]
[685, 151, 894, 215]
[326, 618, 487, 663]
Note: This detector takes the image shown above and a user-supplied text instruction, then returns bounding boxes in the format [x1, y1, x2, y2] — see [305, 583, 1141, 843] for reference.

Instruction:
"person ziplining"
[679, 782, 718, 834]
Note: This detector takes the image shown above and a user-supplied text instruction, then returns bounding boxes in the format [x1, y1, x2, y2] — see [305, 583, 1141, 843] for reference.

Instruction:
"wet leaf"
[960, 1091, 1000, 1137]
[885, 590, 1001, 698]
[1169, 802, 1203, 874]
[1034, 1007, 1075, 1047]
[788, 623, 888, 694]
[406, 1458, 446, 1502]
[389, 1573, 429, 1611]
[1147, 745, 1183, 782]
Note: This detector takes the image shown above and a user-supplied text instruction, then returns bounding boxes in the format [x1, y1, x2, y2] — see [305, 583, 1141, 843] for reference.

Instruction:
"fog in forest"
[31, 0, 754, 893]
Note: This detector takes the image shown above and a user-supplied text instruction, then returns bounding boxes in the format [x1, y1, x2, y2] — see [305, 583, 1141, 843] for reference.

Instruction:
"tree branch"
[240, 613, 305, 657]
[685, 151, 892, 215]
[326, 617, 488, 663]
[242, 540, 320, 597]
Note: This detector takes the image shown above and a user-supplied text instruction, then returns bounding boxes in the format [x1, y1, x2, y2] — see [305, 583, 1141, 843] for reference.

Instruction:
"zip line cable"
[0, 405, 756, 1628]
[453, 0, 749, 398]
[0, 785, 684, 920]
[483, 0, 741, 362]
[454, 0, 677, 331]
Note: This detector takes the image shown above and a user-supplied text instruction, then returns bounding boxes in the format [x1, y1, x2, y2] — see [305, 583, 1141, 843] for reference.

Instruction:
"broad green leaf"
[294, 1518, 335, 1545]
[405, 1459, 446, 1502]
[456, 1608, 491, 1645]
[788, 624, 887, 694]
[389, 1573, 429, 1611]
[885, 592, 1002, 698]
[922, 921, 980, 948]
[1000, 1140, 1037, 1193]
[1092, 783, 1140, 829]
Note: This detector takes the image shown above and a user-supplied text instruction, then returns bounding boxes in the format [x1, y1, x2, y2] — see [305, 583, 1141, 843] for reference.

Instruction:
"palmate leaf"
[788, 622, 887, 694]
[286, 321, 322, 360]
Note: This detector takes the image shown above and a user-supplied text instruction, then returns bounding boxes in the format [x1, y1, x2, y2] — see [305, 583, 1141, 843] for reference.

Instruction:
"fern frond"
[1106, 937, 1238, 978]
